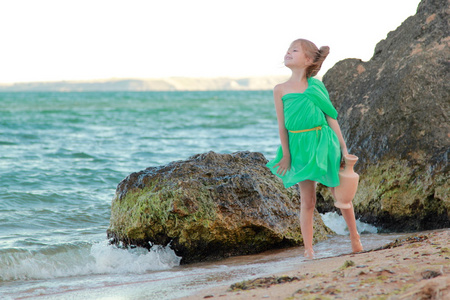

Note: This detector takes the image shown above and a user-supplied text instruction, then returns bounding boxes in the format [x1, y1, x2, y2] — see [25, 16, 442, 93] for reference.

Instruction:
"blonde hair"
[293, 39, 330, 78]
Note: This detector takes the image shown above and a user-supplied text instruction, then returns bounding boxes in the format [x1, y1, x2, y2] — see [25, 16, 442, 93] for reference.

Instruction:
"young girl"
[266, 38, 363, 259]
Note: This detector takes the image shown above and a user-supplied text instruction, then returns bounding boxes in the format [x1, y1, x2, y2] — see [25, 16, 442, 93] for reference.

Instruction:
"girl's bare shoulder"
[273, 82, 289, 97]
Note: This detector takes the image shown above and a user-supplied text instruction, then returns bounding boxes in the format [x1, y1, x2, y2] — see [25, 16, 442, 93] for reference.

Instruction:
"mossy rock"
[108, 151, 333, 263]
[320, 0, 449, 231]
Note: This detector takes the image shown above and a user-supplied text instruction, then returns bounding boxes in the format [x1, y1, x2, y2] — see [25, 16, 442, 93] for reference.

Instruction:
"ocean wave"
[0, 240, 181, 281]
[321, 211, 378, 235]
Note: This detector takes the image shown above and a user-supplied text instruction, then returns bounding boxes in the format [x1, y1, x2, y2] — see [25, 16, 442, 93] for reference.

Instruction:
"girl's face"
[284, 42, 311, 69]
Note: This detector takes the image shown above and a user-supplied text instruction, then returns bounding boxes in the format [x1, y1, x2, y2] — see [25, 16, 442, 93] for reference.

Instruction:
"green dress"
[266, 77, 341, 188]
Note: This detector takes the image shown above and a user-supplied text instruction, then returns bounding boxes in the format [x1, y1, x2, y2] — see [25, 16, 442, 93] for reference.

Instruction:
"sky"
[0, 0, 421, 84]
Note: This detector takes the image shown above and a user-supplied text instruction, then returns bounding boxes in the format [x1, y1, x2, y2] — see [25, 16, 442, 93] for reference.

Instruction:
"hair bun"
[319, 46, 330, 57]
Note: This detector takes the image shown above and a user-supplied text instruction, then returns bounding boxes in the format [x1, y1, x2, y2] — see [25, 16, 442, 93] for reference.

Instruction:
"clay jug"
[334, 154, 359, 209]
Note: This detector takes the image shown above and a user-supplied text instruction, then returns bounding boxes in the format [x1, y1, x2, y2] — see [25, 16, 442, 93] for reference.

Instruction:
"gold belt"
[289, 126, 322, 133]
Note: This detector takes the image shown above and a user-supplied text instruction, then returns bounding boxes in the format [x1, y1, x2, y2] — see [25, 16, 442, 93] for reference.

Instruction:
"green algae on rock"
[318, 158, 449, 231]
[107, 151, 333, 263]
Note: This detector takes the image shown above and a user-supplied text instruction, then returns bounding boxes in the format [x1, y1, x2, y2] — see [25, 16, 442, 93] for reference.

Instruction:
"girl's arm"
[273, 85, 291, 176]
[326, 115, 349, 156]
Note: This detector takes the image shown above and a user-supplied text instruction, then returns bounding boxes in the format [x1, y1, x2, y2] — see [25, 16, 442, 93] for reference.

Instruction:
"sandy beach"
[179, 229, 449, 300]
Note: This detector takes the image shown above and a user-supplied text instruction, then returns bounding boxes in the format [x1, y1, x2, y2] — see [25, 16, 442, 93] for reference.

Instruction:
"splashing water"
[0, 241, 181, 282]
[321, 211, 378, 235]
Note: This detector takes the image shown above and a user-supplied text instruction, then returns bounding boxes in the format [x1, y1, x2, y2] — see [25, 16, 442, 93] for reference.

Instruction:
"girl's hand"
[274, 156, 291, 176]
[340, 158, 345, 169]
[342, 148, 349, 157]
[340, 149, 349, 168]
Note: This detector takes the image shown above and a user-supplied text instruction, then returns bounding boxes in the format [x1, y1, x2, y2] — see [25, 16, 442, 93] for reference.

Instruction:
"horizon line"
[0, 74, 294, 86]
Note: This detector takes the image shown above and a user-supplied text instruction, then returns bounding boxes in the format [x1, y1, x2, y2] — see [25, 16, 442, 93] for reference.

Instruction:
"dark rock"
[107, 151, 333, 264]
[320, 0, 449, 231]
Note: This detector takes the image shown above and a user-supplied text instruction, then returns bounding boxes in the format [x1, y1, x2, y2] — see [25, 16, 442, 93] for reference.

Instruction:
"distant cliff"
[0, 76, 289, 92]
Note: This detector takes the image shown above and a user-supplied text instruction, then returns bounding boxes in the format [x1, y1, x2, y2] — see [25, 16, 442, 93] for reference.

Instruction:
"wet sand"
[178, 229, 449, 300]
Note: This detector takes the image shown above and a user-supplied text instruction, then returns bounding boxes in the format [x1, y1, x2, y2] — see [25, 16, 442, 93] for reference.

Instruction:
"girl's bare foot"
[351, 235, 363, 252]
[304, 248, 315, 259]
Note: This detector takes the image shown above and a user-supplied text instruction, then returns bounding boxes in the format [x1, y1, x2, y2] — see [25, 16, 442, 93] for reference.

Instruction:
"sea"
[0, 91, 409, 299]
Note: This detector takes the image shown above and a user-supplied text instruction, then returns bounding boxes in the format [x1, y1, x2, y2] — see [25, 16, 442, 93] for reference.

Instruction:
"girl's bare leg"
[340, 203, 364, 252]
[329, 187, 363, 252]
[299, 180, 317, 259]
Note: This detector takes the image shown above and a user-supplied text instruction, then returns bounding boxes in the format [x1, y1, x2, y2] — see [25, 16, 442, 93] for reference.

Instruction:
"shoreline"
[178, 229, 449, 300]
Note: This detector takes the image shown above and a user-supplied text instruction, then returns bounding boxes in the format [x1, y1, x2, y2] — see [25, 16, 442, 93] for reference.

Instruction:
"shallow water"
[0, 91, 401, 299]
[1, 229, 411, 300]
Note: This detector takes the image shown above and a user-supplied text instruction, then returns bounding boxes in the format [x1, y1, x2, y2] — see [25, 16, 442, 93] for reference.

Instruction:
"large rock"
[107, 151, 333, 263]
[319, 0, 449, 231]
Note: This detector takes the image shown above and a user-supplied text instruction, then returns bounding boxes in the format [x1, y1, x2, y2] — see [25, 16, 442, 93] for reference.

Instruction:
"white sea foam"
[321, 211, 378, 235]
[0, 240, 181, 281]
[89, 241, 181, 274]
